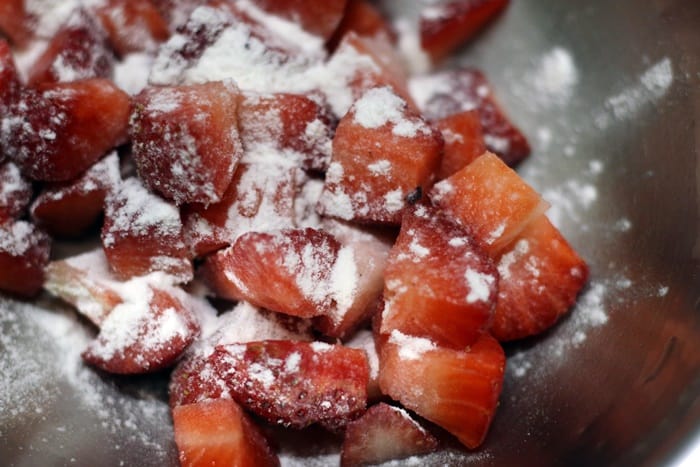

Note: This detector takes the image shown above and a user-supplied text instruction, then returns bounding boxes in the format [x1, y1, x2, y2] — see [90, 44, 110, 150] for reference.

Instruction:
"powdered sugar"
[388, 330, 436, 360]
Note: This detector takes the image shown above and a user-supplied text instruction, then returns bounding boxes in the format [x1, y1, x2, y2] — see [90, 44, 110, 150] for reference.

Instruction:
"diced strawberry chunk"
[238, 91, 334, 172]
[0, 0, 32, 46]
[27, 9, 115, 86]
[96, 0, 170, 56]
[130, 81, 242, 206]
[433, 109, 485, 179]
[44, 249, 123, 326]
[83, 284, 200, 374]
[420, 0, 509, 63]
[101, 177, 193, 282]
[170, 301, 314, 408]
[1, 79, 130, 182]
[381, 204, 498, 349]
[202, 228, 358, 320]
[378, 331, 505, 449]
[341, 402, 439, 466]
[329, 0, 396, 51]
[317, 86, 442, 225]
[182, 162, 298, 257]
[250, 0, 348, 40]
[0, 220, 51, 297]
[430, 152, 548, 256]
[312, 219, 391, 340]
[492, 215, 588, 340]
[31, 152, 121, 237]
[0, 161, 32, 223]
[173, 398, 280, 467]
[345, 329, 381, 401]
[410, 68, 530, 165]
[211, 340, 368, 430]
[0, 39, 21, 114]
[150, 0, 207, 32]
[325, 32, 413, 117]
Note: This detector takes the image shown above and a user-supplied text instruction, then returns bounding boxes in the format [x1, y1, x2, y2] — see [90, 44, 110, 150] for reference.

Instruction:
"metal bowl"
[1, 0, 699, 465]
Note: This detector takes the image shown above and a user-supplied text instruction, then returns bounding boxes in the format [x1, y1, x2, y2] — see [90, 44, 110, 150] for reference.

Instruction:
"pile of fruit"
[0, 0, 588, 465]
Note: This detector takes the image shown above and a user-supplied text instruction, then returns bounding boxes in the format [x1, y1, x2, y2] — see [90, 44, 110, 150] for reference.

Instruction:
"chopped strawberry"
[345, 329, 381, 401]
[1, 79, 130, 182]
[202, 228, 352, 320]
[250, 0, 348, 40]
[83, 284, 200, 374]
[378, 331, 505, 449]
[0, 220, 51, 297]
[173, 398, 280, 467]
[312, 219, 391, 340]
[101, 177, 193, 282]
[0, 161, 32, 223]
[410, 68, 530, 166]
[420, 0, 510, 63]
[329, 0, 396, 51]
[325, 32, 413, 117]
[130, 81, 243, 206]
[182, 162, 298, 257]
[492, 214, 588, 340]
[340, 402, 439, 466]
[238, 91, 334, 172]
[430, 152, 548, 256]
[150, 0, 207, 32]
[27, 9, 115, 86]
[31, 152, 120, 238]
[0, 39, 21, 113]
[0, 0, 32, 46]
[170, 300, 314, 408]
[433, 109, 485, 179]
[211, 340, 368, 430]
[381, 204, 498, 349]
[317, 86, 442, 225]
[96, 0, 170, 56]
[44, 249, 124, 326]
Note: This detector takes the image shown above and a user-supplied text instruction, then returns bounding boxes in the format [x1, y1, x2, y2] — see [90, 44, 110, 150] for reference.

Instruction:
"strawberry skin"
[173, 398, 280, 467]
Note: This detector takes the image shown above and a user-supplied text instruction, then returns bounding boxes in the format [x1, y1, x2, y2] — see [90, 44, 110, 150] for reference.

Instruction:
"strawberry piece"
[96, 0, 170, 56]
[31, 152, 120, 238]
[492, 215, 588, 340]
[169, 300, 314, 408]
[83, 284, 200, 374]
[130, 81, 243, 205]
[211, 340, 368, 430]
[182, 162, 298, 257]
[378, 331, 505, 449]
[202, 228, 356, 320]
[381, 204, 498, 349]
[1, 79, 130, 182]
[0, 0, 32, 46]
[150, 0, 207, 32]
[312, 219, 391, 340]
[433, 109, 485, 179]
[27, 9, 115, 86]
[317, 86, 442, 225]
[410, 68, 530, 166]
[340, 402, 439, 466]
[239, 91, 334, 172]
[0, 39, 21, 114]
[420, 0, 509, 63]
[0, 161, 32, 223]
[44, 249, 123, 326]
[329, 0, 396, 51]
[250, 0, 348, 40]
[173, 398, 280, 467]
[325, 32, 413, 117]
[101, 177, 193, 282]
[0, 220, 51, 297]
[430, 152, 548, 256]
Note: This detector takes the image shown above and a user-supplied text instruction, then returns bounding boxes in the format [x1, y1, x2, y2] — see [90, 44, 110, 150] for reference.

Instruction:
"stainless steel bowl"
[1, 0, 699, 465]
